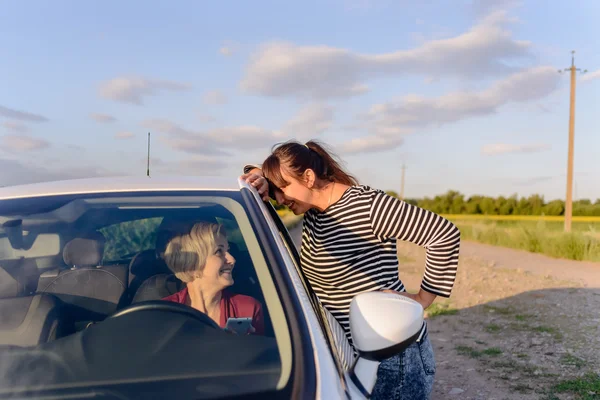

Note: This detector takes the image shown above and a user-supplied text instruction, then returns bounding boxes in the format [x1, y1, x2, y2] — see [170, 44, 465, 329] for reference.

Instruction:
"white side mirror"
[348, 292, 424, 395]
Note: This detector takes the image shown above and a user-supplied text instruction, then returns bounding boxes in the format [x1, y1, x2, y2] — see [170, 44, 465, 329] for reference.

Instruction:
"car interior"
[0, 205, 274, 347]
[0, 196, 285, 398]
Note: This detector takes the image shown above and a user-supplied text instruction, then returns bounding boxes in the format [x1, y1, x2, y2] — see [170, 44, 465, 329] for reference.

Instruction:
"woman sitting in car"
[162, 221, 264, 335]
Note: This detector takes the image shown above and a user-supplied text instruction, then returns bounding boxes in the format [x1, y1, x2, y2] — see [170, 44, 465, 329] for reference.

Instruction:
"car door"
[261, 203, 376, 400]
[260, 203, 360, 381]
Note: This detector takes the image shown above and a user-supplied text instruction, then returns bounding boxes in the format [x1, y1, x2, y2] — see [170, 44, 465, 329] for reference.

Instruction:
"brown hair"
[262, 139, 358, 189]
[163, 222, 225, 283]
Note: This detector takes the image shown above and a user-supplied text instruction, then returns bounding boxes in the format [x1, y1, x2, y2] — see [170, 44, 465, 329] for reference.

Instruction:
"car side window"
[99, 217, 162, 262]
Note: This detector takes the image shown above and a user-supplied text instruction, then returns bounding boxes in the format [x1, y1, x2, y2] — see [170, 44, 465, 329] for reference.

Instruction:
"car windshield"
[0, 190, 292, 399]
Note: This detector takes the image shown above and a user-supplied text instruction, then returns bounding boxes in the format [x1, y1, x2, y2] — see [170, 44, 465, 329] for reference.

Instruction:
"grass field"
[442, 215, 600, 262]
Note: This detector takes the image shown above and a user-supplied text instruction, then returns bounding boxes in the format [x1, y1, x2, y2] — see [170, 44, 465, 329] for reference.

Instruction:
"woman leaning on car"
[241, 139, 460, 400]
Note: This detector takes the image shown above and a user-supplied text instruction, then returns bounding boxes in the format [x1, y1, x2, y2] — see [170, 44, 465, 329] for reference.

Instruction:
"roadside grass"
[450, 219, 600, 262]
[547, 373, 600, 400]
[426, 303, 458, 318]
[455, 345, 503, 358]
[560, 354, 587, 369]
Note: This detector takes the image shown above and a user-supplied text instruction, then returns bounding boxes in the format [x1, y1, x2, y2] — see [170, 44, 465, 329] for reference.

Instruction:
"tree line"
[386, 190, 600, 217]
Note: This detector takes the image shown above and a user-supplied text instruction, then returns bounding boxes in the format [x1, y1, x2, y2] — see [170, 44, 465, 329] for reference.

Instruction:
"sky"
[1, 0, 599, 201]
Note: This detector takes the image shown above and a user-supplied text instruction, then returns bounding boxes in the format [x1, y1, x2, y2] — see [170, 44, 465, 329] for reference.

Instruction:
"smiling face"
[163, 222, 236, 289]
[274, 168, 315, 215]
[202, 233, 236, 290]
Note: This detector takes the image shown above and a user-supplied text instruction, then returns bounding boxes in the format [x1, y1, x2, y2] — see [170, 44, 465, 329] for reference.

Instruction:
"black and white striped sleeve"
[369, 191, 461, 298]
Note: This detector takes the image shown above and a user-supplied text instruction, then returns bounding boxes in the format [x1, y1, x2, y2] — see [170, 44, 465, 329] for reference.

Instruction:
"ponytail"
[304, 140, 358, 186]
[262, 139, 358, 188]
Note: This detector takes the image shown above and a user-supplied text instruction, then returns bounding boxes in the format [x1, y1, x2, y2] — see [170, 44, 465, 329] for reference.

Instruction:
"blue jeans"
[371, 333, 436, 400]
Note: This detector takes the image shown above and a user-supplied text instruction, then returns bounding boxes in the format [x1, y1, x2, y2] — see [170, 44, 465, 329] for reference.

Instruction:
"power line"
[558, 51, 587, 232]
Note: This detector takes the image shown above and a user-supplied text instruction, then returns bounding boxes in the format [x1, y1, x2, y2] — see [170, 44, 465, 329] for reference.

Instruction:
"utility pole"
[559, 51, 587, 232]
[399, 164, 406, 200]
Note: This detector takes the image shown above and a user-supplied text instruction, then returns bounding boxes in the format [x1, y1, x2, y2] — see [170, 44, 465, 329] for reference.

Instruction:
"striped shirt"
[300, 185, 461, 346]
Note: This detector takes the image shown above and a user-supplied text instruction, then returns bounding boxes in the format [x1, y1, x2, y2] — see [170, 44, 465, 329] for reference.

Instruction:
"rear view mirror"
[348, 291, 424, 394]
[3, 219, 24, 249]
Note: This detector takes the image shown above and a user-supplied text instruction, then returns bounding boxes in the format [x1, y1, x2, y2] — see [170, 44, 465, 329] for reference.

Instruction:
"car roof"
[0, 176, 240, 200]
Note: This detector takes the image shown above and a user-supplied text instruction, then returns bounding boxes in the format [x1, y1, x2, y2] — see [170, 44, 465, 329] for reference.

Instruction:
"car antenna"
[146, 132, 151, 178]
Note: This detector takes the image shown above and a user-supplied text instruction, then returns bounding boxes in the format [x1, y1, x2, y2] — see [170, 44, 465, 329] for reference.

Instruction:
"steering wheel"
[108, 301, 221, 329]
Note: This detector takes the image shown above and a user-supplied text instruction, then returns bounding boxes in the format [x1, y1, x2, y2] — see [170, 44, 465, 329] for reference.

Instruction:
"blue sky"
[1, 0, 599, 201]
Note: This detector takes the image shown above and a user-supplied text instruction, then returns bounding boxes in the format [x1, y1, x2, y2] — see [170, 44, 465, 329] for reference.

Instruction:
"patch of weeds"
[516, 353, 528, 359]
[426, 303, 458, 318]
[494, 361, 538, 377]
[533, 325, 563, 339]
[482, 347, 502, 356]
[551, 373, 600, 400]
[456, 345, 481, 358]
[515, 314, 531, 321]
[484, 305, 514, 315]
[561, 354, 587, 369]
[486, 323, 501, 333]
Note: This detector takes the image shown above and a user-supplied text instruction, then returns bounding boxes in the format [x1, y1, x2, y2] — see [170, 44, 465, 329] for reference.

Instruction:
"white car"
[0, 176, 423, 400]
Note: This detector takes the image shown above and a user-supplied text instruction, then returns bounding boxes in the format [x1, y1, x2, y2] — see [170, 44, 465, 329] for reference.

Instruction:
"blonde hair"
[163, 221, 225, 283]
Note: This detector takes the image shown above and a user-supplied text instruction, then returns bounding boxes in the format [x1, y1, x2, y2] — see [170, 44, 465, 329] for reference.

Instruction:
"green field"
[446, 216, 600, 262]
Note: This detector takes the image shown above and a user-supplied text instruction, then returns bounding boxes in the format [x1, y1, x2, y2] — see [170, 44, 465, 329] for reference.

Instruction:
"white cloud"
[1, 135, 51, 152]
[366, 66, 559, 133]
[581, 69, 600, 83]
[339, 66, 560, 154]
[2, 121, 29, 133]
[341, 135, 404, 155]
[282, 103, 335, 138]
[142, 118, 284, 156]
[203, 90, 228, 105]
[210, 126, 285, 149]
[142, 119, 219, 155]
[0, 105, 48, 122]
[241, 11, 531, 98]
[99, 76, 192, 105]
[115, 131, 135, 139]
[90, 113, 117, 123]
[481, 143, 551, 155]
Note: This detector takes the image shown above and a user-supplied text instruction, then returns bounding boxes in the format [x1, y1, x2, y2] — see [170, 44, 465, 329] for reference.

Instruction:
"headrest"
[63, 232, 106, 267]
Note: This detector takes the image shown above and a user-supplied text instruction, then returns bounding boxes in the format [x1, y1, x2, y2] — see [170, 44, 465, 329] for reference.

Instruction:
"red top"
[162, 287, 265, 335]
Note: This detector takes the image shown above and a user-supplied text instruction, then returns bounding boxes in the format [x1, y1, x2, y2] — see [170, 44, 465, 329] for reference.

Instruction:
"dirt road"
[289, 225, 600, 399]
